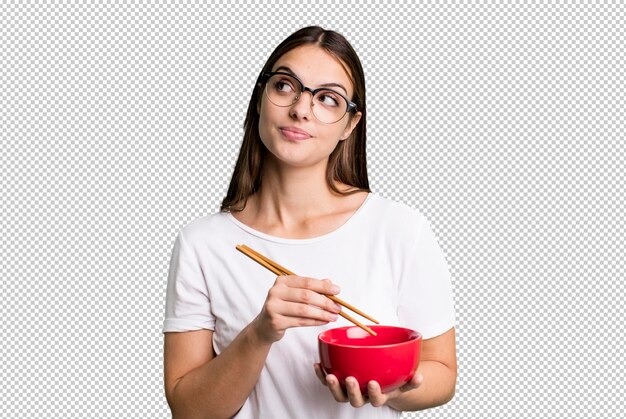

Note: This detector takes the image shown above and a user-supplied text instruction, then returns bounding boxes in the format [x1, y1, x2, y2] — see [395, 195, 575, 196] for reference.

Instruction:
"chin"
[269, 149, 326, 169]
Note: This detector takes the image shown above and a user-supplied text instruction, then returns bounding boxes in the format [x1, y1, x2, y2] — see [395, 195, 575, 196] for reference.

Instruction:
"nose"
[289, 90, 314, 120]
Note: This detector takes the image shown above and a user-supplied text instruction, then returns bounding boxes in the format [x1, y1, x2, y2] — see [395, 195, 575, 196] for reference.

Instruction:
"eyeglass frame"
[261, 71, 358, 123]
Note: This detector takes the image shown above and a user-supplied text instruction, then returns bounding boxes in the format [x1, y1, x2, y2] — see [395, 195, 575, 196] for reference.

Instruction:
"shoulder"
[365, 193, 427, 232]
[177, 211, 232, 245]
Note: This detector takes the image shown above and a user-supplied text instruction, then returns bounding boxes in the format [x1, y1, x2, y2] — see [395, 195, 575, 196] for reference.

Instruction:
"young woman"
[163, 26, 457, 419]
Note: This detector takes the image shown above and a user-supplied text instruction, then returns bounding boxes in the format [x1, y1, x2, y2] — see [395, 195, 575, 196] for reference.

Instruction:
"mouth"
[280, 127, 312, 141]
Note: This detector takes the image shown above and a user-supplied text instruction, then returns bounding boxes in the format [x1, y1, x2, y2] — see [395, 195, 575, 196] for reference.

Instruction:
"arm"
[164, 325, 270, 419]
[164, 276, 342, 419]
[385, 327, 457, 410]
[315, 327, 457, 411]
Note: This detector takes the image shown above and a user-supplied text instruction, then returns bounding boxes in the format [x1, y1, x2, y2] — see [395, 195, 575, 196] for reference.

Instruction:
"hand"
[313, 363, 424, 408]
[251, 276, 342, 345]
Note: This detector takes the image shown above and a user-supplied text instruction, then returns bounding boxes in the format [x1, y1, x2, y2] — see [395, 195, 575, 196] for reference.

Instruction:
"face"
[257, 44, 362, 169]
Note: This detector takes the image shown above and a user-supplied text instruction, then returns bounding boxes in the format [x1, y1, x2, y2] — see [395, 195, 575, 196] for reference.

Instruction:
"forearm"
[168, 322, 271, 419]
[386, 360, 456, 412]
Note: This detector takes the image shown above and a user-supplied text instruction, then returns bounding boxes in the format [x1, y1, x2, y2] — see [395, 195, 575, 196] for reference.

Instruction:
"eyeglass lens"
[265, 74, 348, 124]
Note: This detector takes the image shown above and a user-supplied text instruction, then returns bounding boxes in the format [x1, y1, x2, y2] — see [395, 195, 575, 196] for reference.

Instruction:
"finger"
[399, 371, 424, 392]
[276, 286, 341, 316]
[261, 311, 331, 334]
[279, 275, 341, 296]
[345, 377, 367, 408]
[322, 278, 340, 294]
[325, 374, 348, 403]
[292, 318, 333, 327]
[271, 277, 342, 314]
[276, 301, 339, 324]
[313, 363, 327, 386]
[366, 381, 388, 407]
[266, 286, 339, 323]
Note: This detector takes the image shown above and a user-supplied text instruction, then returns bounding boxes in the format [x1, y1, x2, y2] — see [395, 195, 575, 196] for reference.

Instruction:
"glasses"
[262, 71, 357, 124]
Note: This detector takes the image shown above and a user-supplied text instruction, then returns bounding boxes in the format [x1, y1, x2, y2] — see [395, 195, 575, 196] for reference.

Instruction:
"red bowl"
[318, 325, 422, 394]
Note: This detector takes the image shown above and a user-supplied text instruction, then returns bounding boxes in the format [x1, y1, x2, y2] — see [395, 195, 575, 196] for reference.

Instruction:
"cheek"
[334, 121, 351, 142]
[257, 100, 273, 142]
[317, 118, 350, 142]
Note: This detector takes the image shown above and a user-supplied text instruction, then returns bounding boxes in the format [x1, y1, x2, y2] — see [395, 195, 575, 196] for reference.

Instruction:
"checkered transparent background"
[1, 1, 624, 418]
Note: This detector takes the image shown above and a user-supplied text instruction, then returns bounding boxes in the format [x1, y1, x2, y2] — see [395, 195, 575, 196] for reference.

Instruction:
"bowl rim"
[318, 325, 422, 349]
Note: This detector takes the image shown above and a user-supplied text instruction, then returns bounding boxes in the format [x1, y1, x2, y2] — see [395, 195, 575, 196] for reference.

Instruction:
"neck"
[250, 158, 344, 225]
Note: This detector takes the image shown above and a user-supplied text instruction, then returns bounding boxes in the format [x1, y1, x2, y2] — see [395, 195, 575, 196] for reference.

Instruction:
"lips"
[280, 127, 312, 141]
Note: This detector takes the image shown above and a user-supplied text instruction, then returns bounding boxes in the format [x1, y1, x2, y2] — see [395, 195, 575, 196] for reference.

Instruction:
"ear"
[339, 111, 362, 141]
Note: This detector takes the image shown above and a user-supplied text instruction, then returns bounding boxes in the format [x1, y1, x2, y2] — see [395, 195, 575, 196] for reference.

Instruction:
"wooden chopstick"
[236, 244, 379, 336]
[238, 244, 380, 324]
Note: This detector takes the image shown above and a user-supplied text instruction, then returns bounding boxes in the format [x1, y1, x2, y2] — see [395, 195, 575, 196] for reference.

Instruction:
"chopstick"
[238, 244, 380, 324]
[236, 244, 379, 336]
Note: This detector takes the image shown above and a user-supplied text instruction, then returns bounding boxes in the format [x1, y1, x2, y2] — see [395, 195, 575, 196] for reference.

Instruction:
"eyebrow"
[273, 65, 349, 96]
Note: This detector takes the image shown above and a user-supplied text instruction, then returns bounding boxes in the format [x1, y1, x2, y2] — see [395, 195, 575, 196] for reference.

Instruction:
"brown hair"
[220, 26, 369, 212]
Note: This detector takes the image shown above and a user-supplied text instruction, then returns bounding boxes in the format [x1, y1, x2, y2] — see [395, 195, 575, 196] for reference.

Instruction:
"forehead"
[272, 45, 354, 95]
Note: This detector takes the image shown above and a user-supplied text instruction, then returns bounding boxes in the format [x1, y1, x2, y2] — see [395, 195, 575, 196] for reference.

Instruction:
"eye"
[316, 90, 341, 108]
[274, 80, 294, 93]
[275, 81, 293, 91]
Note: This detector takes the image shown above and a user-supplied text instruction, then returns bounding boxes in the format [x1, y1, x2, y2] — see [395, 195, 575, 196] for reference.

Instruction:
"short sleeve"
[397, 215, 456, 339]
[162, 229, 215, 333]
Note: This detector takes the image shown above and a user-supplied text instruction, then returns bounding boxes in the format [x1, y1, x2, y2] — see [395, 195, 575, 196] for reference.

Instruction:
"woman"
[163, 26, 457, 418]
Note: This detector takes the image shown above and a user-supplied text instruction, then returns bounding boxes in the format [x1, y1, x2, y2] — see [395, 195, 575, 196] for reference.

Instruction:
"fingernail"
[331, 284, 340, 293]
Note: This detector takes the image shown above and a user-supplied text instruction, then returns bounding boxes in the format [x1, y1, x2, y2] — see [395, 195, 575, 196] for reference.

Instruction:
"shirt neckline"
[225, 192, 374, 245]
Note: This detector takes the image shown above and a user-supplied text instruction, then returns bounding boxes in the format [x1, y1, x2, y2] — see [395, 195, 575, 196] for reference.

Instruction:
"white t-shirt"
[163, 193, 455, 418]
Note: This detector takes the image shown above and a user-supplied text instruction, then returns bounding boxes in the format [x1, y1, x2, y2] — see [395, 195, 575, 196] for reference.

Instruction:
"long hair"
[220, 26, 369, 212]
